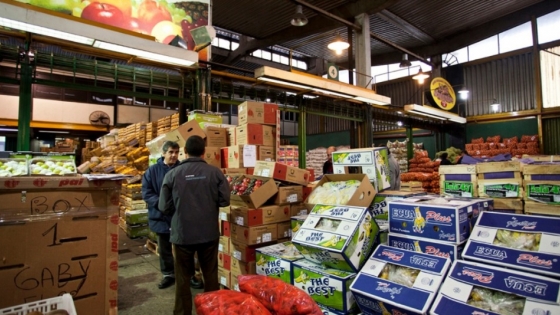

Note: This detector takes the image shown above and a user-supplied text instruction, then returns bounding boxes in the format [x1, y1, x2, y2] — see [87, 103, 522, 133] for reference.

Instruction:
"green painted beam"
[17, 61, 33, 151]
[298, 98, 307, 169]
[406, 126, 413, 161]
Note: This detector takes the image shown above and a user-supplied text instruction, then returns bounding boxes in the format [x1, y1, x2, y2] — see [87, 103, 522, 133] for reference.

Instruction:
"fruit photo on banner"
[17, 0, 211, 61]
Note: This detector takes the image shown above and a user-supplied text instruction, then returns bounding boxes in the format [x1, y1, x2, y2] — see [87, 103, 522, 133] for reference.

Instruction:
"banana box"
[388, 196, 480, 244]
[350, 245, 451, 315]
[387, 233, 464, 262]
[292, 259, 357, 313]
[371, 190, 427, 223]
[291, 215, 308, 239]
[318, 304, 350, 315]
[431, 260, 560, 315]
[255, 241, 303, 284]
[463, 212, 560, 278]
[332, 147, 391, 192]
[291, 204, 379, 272]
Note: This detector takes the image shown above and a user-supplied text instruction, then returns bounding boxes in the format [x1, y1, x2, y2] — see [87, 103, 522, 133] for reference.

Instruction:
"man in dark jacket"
[159, 135, 230, 315]
[142, 141, 180, 290]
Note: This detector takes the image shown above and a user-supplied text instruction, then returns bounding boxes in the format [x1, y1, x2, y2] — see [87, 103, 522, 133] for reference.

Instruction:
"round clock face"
[89, 111, 111, 125]
[328, 65, 338, 78]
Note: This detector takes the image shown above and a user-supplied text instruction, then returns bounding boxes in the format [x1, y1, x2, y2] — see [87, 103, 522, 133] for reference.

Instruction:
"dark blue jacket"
[142, 157, 179, 233]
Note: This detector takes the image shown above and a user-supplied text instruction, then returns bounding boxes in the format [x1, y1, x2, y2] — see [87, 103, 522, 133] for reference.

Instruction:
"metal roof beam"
[376, 9, 434, 44]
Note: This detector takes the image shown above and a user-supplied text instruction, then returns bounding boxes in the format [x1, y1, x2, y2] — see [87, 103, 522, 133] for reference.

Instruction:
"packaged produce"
[387, 234, 464, 261]
[194, 290, 271, 315]
[431, 260, 560, 315]
[463, 212, 560, 278]
[255, 241, 303, 284]
[0, 157, 28, 177]
[29, 156, 76, 175]
[306, 174, 376, 209]
[388, 196, 479, 244]
[229, 175, 278, 209]
[332, 147, 391, 191]
[371, 190, 426, 223]
[292, 259, 357, 313]
[350, 245, 451, 315]
[292, 204, 379, 272]
[238, 274, 323, 315]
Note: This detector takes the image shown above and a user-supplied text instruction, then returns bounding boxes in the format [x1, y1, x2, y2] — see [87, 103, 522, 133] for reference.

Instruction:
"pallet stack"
[119, 183, 149, 239]
[171, 113, 180, 129]
[523, 163, 560, 216]
[439, 164, 478, 198]
[477, 161, 523, 213]
[145, 122, 157, 142]
[157, 116, 171, 136]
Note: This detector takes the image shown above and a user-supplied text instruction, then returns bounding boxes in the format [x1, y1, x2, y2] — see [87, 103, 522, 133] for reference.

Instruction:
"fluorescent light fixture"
[38, 130, 70, 134]
[458, 88, 469, 100]
[397, 121, 403, 126]
[0, 128, 17, 132]
[404, 104, 466, 124]
[255, 66, 391, 105]
[0, 2, 198, 67]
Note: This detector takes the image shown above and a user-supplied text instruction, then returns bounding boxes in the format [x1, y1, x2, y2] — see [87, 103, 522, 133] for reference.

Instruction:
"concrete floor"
[118, 229, 203, 315]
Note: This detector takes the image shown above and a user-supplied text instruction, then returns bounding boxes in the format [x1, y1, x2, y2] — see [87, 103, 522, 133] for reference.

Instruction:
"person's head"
[185, 135, 205, 158]
[440, 152, 449, 160]
[326, 146, 336, 160]
[162, 141, 180, 165]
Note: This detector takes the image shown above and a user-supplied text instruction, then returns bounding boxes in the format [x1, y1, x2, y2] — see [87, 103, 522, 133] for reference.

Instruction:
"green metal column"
[17, 43, 33, 152]
[406, 126, 413, 161]
[193, 68, 201, 110]
[298, 98, 307, 169]
[364, 106, 373, 147]
[178, 71, 186, 124]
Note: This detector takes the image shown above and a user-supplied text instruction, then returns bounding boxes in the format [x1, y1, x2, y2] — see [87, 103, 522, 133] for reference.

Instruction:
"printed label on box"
[483, 183, 520, 198]
[443, 181, 474, 197]
[527, 184, 560, 204]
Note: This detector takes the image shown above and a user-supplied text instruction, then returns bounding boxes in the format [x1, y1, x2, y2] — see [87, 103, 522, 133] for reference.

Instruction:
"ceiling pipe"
[292, 0, 434, 67]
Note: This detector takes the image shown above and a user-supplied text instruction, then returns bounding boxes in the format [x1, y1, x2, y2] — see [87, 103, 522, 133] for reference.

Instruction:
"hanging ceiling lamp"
[290, 5, 308, 27]
[412, 68, 429, 84]
[327, 32, 350, 55]
[399, 53, 412, 68]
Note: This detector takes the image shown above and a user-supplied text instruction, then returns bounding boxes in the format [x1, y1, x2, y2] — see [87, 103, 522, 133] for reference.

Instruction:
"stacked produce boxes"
[477, 161, 524, 212]
[522, 163, 560, 215]
[119, 183, 149, 239]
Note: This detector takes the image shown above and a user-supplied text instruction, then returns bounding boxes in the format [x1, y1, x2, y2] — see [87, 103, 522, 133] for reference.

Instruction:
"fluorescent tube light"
[255, 66, 391, 106]
[404, 104, 466, 124]
[0, 128, 17, 132]
[0, 16, 94, 45]
[93, 41, 195, 67]
[38, 130, 70, 134]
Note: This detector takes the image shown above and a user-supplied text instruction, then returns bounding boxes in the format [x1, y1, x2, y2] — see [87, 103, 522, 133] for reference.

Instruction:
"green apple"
[29, 0, 77, 14]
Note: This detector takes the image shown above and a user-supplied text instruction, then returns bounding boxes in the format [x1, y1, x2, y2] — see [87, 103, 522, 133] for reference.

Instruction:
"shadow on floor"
[118, 273, 158, 310]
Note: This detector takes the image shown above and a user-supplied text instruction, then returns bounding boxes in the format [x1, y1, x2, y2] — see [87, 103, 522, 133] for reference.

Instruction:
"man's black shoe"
[158, 277, 175, 289]
[190, 276, 204, 289]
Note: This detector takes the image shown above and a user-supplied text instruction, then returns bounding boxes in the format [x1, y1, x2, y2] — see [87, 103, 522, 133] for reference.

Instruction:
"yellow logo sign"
[430, 77, 456, 110]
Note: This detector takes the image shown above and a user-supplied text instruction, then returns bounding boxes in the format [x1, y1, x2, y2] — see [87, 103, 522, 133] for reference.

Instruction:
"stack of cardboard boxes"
[277, 145, 299, 167]
[157, 115, 172, 136]
[145, 121, 157, 142]
[119, 183, 150, 239]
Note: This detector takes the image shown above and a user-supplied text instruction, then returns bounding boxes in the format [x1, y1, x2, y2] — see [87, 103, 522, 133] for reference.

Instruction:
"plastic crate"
[0, 294, 77, 315]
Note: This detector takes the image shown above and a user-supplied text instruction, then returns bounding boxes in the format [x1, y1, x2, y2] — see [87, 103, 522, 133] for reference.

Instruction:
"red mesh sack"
[465, 144, 473, 151]
[409, 163, 419, 168]
[498, 143, 507, 148]
[480, 143, 490, 150]
[238, 275, 323, 315]
[467, 150, 475, 156]
[503, 136, 519, 145]
[419, 158, 432, 164]
[521, 135, 539, 143]
[194, 290, 272, 315]
[471, 137, 484, 144]
[527, 142, 539, 149]
[415, 150, 429, 158]
[488, 143, 497, 150]
[472, 144, 481, 150]
[517, 143, 527, 149]
[486, 135, 501, 143]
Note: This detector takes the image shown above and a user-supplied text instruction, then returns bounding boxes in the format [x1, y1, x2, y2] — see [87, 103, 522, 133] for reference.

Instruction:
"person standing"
[159, 135, 230, 315]
[322, 146, 336, 175]
[142, 141, 180, 290]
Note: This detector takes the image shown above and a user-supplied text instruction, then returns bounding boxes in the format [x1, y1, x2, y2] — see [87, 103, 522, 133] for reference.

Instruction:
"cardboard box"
[236, 124, 274, 146]
[230, 273, 240, 291]
[255, 242, 303, 284]
[291, 204, 309, 216]
[318, 305, 348, 315]
[218, 266, 231, 288]
[227, 127, 236, 146]
[125, 209, 148, 225]
[202, 146, 221, 168]
[218, 252, 231, 270]
[332, 147, 391, 192]
[205, 126, 227, 148]
[291, 215, 308, 239]
[145, 119, 206, 155]
[306, 174, 376, 209]
[275, 186, 303, 205]
[387, 233, 464, 261]
[253, 161, 310, 185]
[371, 190, 426, 223]
[463, 212, 560, 277]
[351, 245, 451, 315]
[230, 223, 277, 245]
[230, 205, 291, 227]
[388, 196, 478, 244]
[293, 259, 357, 313]
[431, 260, 560, 315]
[221, 145, 274, 168]
[219, 236, 230, 254]
[229, 175, 278, 209]
[221, 168, 247, 175]
[221, 220, 231, 237]
[189, 112, 222, 124]
[292, 204, 379, 272]
[230, 239, 257, 262]
[238, 101, 278, 125]
[219, 206, 231, 222]
[126, 224, 149, 238]
[277, 221, 292, 239]
[230, 257, 257, 278]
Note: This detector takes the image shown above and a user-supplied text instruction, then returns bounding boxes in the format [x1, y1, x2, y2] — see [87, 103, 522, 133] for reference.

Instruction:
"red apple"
[81, 3, 126, 29]
[197, 17, 208, 26]
[128, 17, 149, 34]
[137, 0, 172, 34]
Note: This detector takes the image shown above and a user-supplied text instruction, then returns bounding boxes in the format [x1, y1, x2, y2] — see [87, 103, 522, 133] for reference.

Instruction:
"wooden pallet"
[492, 198, 524, 212]
[524, 201, 560, 216]
[438, 164, 477, 175]
[522, 155, 560, 162]
[401, 181, 424, 191]
[477, 161, 522, 180]
[145, 239, 159, 256]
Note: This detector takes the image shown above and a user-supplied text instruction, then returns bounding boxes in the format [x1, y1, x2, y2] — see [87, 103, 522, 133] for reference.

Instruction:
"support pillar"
[178, 71, 187, 124]
[531, 16, 544, 151]
[17, 42, 33, 152]
[354, 13, 371, 89]
[364, 106, 373, 147]
[298, 97, 307, 169]
[406, 126, 413, 161]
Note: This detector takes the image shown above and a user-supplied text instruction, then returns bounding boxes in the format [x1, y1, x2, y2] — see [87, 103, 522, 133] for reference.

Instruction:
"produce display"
[0, 158, 28, 176]
[467, 286, 525, 315]
[378, 263, 420, 288]
[307, 180, 361, 205]
[238, 275, 323, 315]
[435, 146, 462, 164]
[29, 158, 77, 175]
[493, 229, 541, 251]
[194, 290, 271, 315]
[229, 176, 266, 195]
[467, 134, 540, 158]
